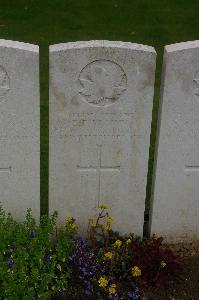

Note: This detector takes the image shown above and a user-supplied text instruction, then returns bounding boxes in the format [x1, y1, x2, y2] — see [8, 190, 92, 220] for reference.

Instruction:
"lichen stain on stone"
[71, 94, 80, 106]
[115, 148, 121, 160]
[52, 84, 66, 109]
[138, 62, 155, 91]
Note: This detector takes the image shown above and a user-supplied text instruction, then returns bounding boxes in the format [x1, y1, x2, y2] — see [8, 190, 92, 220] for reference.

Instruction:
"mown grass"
[0, 0, 199, 222]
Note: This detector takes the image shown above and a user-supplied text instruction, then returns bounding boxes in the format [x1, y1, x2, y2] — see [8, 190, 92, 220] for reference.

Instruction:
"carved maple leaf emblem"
[79, 60, 126, 106]
[193, 76, 199, 87]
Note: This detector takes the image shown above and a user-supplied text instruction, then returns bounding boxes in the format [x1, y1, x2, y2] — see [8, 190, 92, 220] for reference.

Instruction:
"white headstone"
[150, 41, 199, 243]
[0, 40, 40, 221]
[49, 41, 156, 235]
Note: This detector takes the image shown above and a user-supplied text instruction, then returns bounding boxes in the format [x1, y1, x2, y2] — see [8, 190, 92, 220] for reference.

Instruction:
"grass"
[0, 0, 199, 224]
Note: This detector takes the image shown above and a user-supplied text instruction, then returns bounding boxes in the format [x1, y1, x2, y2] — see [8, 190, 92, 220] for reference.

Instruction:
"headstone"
[150, 41, 199, 243]
[0, 40, 40, 221]
[49, 41, 156, 235]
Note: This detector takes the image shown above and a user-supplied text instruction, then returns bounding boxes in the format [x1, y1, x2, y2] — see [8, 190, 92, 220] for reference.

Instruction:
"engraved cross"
[0, 166, 12, 173]
[185, 165, 199, 173]
[77, 144, 120, 208]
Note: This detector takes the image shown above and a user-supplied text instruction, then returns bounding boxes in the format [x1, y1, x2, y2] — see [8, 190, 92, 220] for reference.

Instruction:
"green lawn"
[0, 0, 199, 222]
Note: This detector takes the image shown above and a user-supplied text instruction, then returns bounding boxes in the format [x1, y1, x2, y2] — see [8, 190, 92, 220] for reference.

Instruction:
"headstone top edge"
[50, 40, 156, 54]
[0, 39, 39, 53]
[165, 40, 199, 53]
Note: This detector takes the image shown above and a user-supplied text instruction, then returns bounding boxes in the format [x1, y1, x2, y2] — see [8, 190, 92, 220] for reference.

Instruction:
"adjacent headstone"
[0, 40, 40, 221]
[150, 41, 199, 243]
[49, 41, 156, 235]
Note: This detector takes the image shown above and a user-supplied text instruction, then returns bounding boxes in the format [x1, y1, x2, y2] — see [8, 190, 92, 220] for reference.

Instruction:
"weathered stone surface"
[49, 41, 156, 235]
[0, 40, 40, 221]
[150, 41, 199, 243]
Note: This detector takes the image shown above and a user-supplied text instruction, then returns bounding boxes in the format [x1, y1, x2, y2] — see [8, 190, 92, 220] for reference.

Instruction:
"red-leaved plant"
[128, 236, 181, 292]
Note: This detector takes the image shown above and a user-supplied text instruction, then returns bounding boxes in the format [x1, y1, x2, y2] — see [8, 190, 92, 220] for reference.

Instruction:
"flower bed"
[0, 205, 181, 299]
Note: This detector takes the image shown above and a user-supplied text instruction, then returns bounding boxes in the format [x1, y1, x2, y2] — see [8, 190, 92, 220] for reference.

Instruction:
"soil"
[149, 242, 199, 300]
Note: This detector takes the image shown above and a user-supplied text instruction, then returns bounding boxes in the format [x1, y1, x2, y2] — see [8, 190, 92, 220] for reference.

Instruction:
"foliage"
[0, 205, 181, 299]
[67, 237, 106, 299]
[0, 207, 77, 300]
[127, 236, 181, 291]
[68, 204, 181, 299]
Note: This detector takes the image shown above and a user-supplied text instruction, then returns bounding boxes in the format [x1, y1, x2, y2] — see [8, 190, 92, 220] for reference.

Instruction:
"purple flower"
[7, 245, 16, 251]
[57, 289, 66, 296]
[128, 288, 147, 300]
[69, 238, 106, 296]
[44, 255, 51, 264]
[29, 229, 36, 238]
[128, 292, 138, 300]
[85, 289, 92, 296]
[108, 295, 120, 300]
[7, 259, 14, 268]
[85, 281, 92, 290]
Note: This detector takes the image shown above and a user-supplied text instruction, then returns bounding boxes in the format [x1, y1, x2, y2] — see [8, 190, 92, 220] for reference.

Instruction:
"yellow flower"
[104, 224, 111, 231]
[66, 216, 73, 223]
[69, 223, 77, 230]
[104, 252, 114, 259]
[131, 266, 141, 277]
[91, 223, 97, 228]
[107, 215, 114, 223]
[98, 276, 108, 287]
[126, 238, 132, 244]
[113, 240, 122, 248]
[109, 283, 117, 295]
[160, 260, 167, 268]
[99, 203, 108, 209]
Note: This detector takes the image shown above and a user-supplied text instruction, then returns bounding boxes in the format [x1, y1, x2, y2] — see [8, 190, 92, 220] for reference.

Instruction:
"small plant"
[127, 236, 181, 292]
[0, 206, 77, 299]
[68, 205, 146, 299]
[87, 203, 114, 250]
[0, 205, 181, 299]
[67, 236, 107, 298]
[68, 204, 181, 299]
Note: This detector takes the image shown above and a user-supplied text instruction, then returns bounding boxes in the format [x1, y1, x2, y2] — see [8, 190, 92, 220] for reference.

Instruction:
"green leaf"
[56, 264, 62, 272]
